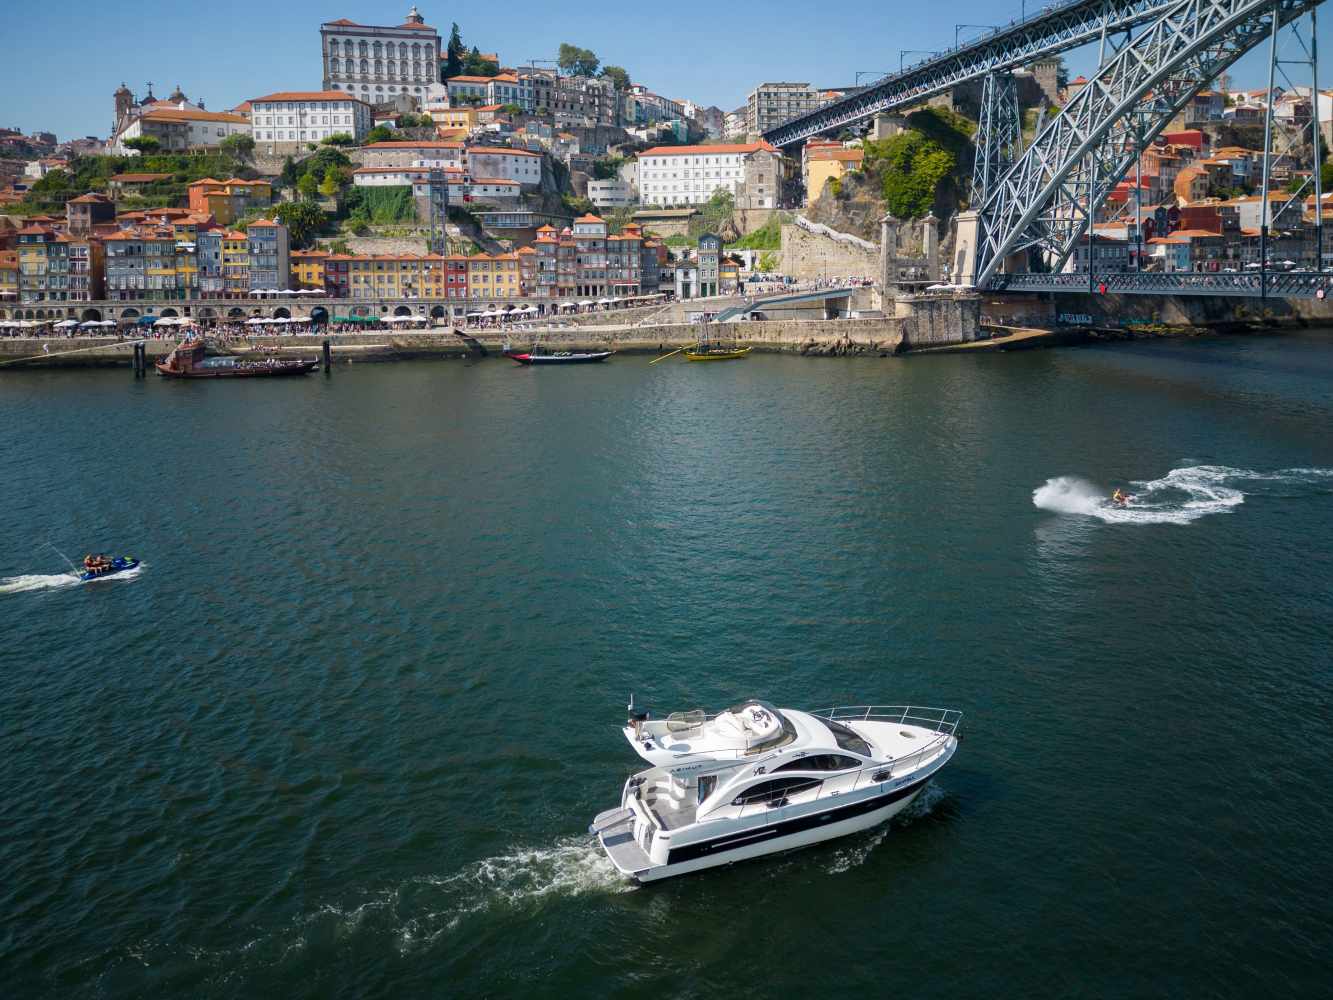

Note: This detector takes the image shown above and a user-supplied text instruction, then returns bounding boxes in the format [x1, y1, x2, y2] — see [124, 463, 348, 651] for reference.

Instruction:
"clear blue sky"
[1, 0, 1326, 141]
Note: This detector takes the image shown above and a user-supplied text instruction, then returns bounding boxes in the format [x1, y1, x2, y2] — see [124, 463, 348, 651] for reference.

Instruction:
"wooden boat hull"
[684, 347, 751, 361]
[506, 351, 613, 365]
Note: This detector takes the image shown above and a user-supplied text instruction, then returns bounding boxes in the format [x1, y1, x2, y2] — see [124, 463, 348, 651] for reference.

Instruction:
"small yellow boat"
[683, 346, 751, 362]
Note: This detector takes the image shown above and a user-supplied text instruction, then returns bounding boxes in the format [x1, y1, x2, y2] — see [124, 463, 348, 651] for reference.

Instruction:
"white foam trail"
[0, 572, 80, 595]
[0, 563, 144, 595]
[1027, 465, 1333, 524]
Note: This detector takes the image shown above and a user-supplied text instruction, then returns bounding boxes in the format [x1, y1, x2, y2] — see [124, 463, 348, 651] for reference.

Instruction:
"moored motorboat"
[156, 338, 318, 378]
[591, 700, 961, 883]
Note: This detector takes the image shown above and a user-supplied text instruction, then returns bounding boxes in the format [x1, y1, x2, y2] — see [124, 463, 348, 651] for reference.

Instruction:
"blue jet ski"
[79, 555, 140, 581]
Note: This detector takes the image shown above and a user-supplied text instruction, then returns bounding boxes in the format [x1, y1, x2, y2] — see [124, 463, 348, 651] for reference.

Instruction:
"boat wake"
[0, 563, 144, 595]
[1032, 466, 1333, 525]
[0, 572, 81, 595]
[824, 783, 949, 875]
[396, 836, 633, 949]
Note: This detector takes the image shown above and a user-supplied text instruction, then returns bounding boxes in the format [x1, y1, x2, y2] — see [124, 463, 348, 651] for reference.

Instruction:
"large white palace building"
[320, 6, 441, 104]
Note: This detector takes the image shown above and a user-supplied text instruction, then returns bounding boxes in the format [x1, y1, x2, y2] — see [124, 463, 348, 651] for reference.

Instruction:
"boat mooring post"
[322, 338, 331, 375]
[132, 341, 144, 377]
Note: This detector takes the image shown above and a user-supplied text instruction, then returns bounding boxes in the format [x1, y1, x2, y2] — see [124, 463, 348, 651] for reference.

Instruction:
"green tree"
[319, 167, 340, 198]
[271, 200, 327, 248]
[444, 22, 465, 79]
[499, 103, 523, 117]
[329, 238, 351, 255]
[462, 47, 499, 76]
[600, 65, 630, 91]
[321, 132, 356, 146]
[280, 156, 299, 188]
[219, 133, 255, 158]
[297, 172, 319, 201]
[557, 43, 599, 78]
[365, 125, 397, 144]
[123, 135, 161, 154]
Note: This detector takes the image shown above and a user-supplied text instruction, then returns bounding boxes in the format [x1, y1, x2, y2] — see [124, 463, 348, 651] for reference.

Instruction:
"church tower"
[404, 4, 424, 24]
[114, 82, 134, 134]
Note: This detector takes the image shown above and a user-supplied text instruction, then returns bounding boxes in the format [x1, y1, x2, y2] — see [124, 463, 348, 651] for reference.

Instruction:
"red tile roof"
[250, 91, 368, 105]
[467, 146, 540, 157]
[639, 141, 776, 157]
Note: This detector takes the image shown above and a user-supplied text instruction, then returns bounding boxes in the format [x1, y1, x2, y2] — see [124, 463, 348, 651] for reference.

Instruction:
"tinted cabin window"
[698, 775, 717, 803]
[773, 754, 862, 773]
[731, 776, 821, 806]
[824, 720, 872, 757]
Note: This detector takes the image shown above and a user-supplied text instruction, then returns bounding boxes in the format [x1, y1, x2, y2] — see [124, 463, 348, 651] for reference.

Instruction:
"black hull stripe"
[665, 778, 930, 866]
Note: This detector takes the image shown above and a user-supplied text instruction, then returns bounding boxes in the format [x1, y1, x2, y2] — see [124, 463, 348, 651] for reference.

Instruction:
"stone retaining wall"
[780, 223, 880, 282]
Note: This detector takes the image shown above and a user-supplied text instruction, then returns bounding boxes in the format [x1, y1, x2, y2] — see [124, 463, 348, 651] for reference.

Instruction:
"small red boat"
[156, 338, 319, 378]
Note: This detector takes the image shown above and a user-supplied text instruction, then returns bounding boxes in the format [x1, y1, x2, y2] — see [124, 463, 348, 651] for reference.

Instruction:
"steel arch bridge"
[763, 0, 1328, 296]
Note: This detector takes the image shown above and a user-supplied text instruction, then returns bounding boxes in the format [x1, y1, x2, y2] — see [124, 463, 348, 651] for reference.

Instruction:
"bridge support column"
[953, 211, 981, 287]
[922, 213, 940, 281]
[880, 213, 902, 297]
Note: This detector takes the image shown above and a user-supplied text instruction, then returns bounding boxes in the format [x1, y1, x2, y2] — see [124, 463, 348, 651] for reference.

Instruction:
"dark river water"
[2, 333, 1331, 998]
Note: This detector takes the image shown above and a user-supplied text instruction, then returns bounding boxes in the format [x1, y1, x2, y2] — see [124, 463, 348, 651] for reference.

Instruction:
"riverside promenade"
[0, 297, 980, 368]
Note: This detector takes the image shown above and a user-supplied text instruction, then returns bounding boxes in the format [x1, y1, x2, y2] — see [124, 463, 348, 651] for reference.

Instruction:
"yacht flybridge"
[591, 701, 961, 883]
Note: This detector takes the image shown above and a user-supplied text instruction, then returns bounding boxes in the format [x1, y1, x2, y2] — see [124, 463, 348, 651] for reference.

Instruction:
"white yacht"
[590, 700, 961, 883]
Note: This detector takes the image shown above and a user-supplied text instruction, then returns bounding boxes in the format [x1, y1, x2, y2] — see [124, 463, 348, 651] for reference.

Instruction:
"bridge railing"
[989, 270, 1333, 299]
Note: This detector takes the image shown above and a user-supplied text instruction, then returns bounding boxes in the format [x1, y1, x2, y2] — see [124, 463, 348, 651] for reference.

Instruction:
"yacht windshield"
[824, 719, 872, 757]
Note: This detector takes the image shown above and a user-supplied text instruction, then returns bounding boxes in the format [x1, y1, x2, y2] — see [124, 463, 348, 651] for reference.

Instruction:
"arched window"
[360, 59, 368, 75]
[374, 59, 383, 75]
[358, 40, 368, 56]
[387, 59, 396, 76]
[372, 41, 382, 56]
[330, 58, 340, 73]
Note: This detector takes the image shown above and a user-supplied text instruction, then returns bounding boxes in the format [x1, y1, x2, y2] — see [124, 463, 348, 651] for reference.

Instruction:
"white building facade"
[466, 147, 543, 187]
[321, 6, 442, 104]
[250, 92, 372, 153]
[637, 142, 780, 208]
[588, 178, 636, 208]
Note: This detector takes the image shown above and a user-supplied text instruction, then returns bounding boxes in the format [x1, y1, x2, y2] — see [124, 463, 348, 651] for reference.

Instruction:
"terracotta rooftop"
[639, 141, 776, 157]
[250, 90, 368, 105]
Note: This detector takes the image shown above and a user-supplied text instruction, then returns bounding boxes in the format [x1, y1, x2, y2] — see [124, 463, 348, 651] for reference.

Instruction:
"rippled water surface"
[3, 333, 1332, 998]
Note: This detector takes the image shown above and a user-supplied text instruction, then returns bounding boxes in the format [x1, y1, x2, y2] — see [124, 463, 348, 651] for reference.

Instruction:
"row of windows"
[257, 101, 360, 112]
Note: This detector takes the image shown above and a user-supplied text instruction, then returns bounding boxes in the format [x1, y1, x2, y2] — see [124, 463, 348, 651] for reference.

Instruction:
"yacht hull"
[603, 777, 931, 884]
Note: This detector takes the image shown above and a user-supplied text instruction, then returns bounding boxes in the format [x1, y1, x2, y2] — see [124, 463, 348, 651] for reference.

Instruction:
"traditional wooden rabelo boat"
[503, 336, 613, 365]
[155, 338, 319, 378]
[684, 345, 751, 361]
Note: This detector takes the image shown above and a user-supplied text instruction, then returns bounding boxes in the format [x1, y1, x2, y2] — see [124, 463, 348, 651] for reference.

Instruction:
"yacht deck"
[592, 809, 653, 876]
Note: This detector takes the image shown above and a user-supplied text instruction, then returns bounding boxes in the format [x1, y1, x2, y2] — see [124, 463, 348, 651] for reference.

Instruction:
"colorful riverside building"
[222, 231, 250, 296]
[291, 250, 329, 291]
[532, 218, 660, 301]
[246, 220, 291, 292]
[14, 226, 105, 304]
[466, 252, 521, 299]
[0, 250, 18, 301]
[187, 178, 274, 225]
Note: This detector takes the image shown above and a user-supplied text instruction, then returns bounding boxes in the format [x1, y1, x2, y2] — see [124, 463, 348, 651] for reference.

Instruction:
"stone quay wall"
[780, 222, 880, 282]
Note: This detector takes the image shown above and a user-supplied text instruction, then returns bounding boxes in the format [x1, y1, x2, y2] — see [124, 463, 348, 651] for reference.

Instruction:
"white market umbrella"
[597, 298, 612, 305]
[98, 320, 117, 326]
[79, 320, 100, 328]
[54, 319, 78, 328]
[246, 317, 267, 325]
[579, 300, 594, 307]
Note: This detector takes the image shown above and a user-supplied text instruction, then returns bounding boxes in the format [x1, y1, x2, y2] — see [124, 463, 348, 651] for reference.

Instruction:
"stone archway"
[393, 305, 413, 316]
[80, 308, 102, 323]
[227, 307, 245, 319]
[429, 305, 446, 319]
[197, 307, 216, 319]
[273, 307, 291, 319]
[310, 306, 329, 325]
[160, 307, 179, 317]
[35, 309, 47, 319]
[121, 307, 140, 319]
